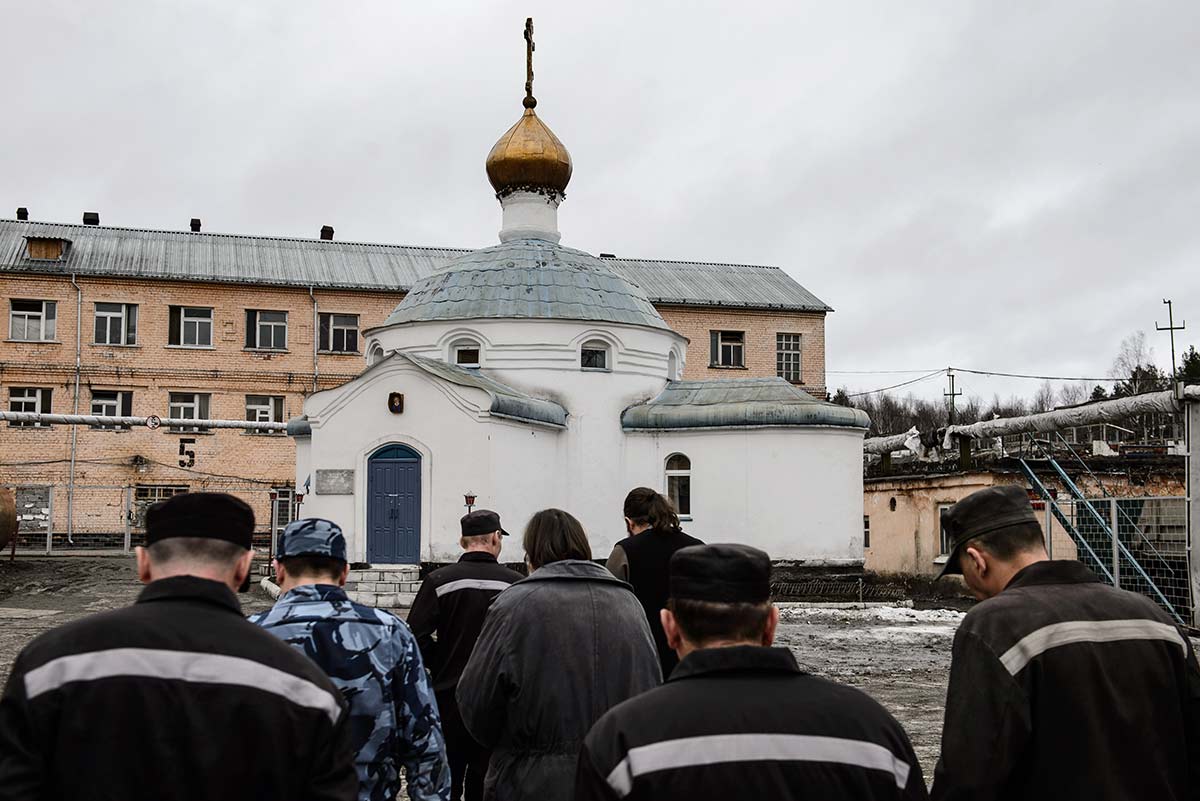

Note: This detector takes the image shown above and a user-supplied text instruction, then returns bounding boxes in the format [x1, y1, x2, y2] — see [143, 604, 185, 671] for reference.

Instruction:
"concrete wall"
[864, 471, 1080, 577]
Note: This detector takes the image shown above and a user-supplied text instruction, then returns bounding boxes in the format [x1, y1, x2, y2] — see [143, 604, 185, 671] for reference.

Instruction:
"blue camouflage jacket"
[250, 584, 450, 801]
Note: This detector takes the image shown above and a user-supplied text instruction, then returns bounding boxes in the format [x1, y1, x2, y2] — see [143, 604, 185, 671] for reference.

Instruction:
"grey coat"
[457, 559, 662, 801]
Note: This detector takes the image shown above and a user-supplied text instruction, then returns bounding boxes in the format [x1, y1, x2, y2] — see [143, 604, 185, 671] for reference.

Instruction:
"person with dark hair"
[408, 510, 523, 801]
[0, 493, 358, 801]
[606, 487, 702, 676]
[930, 485, 1200, 801]
[250, 518, 450, 801]
[457, 508, 660, 801]
[576, 543, 927, 801]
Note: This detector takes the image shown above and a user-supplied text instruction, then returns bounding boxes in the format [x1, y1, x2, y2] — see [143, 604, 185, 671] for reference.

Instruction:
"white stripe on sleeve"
[435, 578, 513, 597]
[999, 618, 1187, 675]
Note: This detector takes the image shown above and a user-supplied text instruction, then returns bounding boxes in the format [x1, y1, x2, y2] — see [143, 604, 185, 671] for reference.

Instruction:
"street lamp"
[464, 492, 477, 513]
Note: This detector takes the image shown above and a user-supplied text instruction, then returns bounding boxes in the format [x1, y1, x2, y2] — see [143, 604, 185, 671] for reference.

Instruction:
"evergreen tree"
[1179, 345, 1200, 385]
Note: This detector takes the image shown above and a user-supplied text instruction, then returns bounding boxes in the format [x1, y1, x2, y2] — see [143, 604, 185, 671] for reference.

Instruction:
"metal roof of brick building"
[0, 219, 831, 312]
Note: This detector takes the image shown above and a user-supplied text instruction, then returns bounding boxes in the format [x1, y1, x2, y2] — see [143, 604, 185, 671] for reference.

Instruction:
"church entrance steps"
[346, 566, 421, 609]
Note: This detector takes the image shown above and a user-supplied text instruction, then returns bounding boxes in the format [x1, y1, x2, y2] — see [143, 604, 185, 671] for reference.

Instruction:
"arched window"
[368, 343, 385, 366]
[667, 351, 679, 381]
[665, 453, 691, 517]
[580, 340, 610, 371]
[451, 338, 482, 368]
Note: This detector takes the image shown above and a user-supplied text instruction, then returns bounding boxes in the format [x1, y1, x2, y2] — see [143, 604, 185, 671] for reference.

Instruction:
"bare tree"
[1056, 382, 1089, 407]
[1031, 381, 1056, 412]
[1110, 331, 1156, 392]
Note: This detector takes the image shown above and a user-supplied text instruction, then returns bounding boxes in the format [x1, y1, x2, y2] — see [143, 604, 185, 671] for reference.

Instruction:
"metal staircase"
[1017, 436, 1187, 626]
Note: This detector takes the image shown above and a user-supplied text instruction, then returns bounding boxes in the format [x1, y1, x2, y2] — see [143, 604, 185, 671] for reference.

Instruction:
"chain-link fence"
[5, 483, 299, 557]
[1068, 496, 1190, 623]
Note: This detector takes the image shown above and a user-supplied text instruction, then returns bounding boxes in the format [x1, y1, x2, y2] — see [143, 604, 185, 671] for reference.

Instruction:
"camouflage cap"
[277, 518, 347, 562]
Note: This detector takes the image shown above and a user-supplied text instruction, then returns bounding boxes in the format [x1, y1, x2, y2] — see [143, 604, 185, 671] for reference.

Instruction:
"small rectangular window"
[9, 300, 57, 342]
[90, 390, 133, 430]
[8, 387, 52, 427]
[863, 515, 871, 549]
[318, 313, 359, 353]
[94, 303, 138, 346]
[776, 333, 802, 383]
[455, 347, 481, 367]
[245, 394, 285, 433]
[246, 310, 288, 350]
[709, 330, 744, 368]
[581, 348, 608, 370]
[169, 306, 213, 347]
[169, 392, 211, 433]
[937, 503, 954, 555]
[133, 485, 188, 528]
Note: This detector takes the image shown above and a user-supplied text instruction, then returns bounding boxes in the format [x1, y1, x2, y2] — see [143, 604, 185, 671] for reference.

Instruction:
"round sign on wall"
[146, 415, 161, 430]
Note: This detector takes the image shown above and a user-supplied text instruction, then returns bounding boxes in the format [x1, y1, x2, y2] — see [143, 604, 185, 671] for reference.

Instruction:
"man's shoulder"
[427, 559, 523, 585]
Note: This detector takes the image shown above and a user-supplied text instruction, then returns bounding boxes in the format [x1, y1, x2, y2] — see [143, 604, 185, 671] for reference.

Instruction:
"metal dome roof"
[382, 238, 671, 330]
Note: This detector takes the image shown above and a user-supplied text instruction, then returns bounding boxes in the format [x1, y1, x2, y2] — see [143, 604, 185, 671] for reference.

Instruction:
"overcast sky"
[3, 1, 1197, 403]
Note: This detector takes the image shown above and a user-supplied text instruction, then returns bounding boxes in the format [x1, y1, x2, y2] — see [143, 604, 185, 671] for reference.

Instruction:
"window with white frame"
[246, 310, 288, 350]
[776, 333, 802, 383]
[9, 300, 56, 342]
[8, 387, 51, 427]
[94, 302, 138, 346]
[863, 515, 871, 549]
[709, 330, 744, 368]
[580, 340, 610, 370]
[318, 313, 359, 353]
[665, 453, 692, 517]
[90, 390, 133, 430]
[168, 306, 213, 347]
[453, 339, 481, 367]
[937, 503, 954, 556]
[246, 395, 285, 433]
[168, 392, 211, 433]
[273, 487, 299, 543]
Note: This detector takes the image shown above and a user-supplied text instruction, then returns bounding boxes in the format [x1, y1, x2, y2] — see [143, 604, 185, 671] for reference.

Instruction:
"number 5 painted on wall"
[178, 438, 196, 468]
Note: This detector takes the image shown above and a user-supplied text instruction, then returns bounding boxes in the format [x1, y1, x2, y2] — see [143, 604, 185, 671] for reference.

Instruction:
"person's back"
[936, 563, 1198, 800]
[408, 510, 523, 801]
[578, 544, 925, 801]
[251, 518, 449, 801]
[459, 510, 661, 801]
[607, 488, 702, 677]
[929, 485, 1200, 801]
[0, 494, 356, 801]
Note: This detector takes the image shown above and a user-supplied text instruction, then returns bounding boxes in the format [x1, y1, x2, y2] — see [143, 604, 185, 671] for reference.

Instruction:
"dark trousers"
[437, 689, 490, 801]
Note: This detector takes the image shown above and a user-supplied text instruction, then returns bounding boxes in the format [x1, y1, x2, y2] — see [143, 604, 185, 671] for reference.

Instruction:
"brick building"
[0, 213, 833, 551]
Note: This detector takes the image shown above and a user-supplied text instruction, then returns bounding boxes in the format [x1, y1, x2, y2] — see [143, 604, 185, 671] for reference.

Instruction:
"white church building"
[290, 62, 869, 566]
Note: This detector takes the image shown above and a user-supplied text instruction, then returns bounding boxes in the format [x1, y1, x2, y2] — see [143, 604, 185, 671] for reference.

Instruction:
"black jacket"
[606, 527, 702, 677]
[407, 551, 524, 694]
[576, 645, 927, 800]
[457, 559, 661, 801]
[930, 560, 1200, 801]
[0, 575, 357, 801]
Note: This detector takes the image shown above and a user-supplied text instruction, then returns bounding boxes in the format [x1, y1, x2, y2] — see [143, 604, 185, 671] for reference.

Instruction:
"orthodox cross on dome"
[523, 17, 537, 109]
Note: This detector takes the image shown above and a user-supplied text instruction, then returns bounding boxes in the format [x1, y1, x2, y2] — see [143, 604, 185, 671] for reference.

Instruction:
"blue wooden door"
[367, 445, 421, 564]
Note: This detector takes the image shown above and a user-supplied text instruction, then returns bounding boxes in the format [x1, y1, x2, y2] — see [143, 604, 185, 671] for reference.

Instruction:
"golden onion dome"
[485, 105, 572, 197]
[485, 17, 572, 197]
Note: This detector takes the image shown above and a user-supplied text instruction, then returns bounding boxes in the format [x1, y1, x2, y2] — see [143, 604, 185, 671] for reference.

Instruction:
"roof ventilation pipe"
[16, 207, 28, 221]
[190, 218, 202, 232]
[320, 225, 334, 241]
[82, 212, 100, 226]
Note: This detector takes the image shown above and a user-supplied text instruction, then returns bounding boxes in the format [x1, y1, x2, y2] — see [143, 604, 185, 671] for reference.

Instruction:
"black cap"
[670, 543, 771, 604]
[145, 492, 254, 550]
[461, 509, 508, 537]
[937, 485, 1039, 578]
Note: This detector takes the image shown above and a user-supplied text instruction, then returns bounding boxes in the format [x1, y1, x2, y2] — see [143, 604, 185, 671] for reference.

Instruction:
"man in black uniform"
[576, 543, 927, 801]
[408, 509, 523, 801]
[0, 493, 357, 801]
[930, 485, 1200, 801]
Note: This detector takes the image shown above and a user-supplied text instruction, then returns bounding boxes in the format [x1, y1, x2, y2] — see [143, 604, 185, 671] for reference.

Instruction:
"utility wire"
[950, 367, 1124, 382]
[846, 369, 946, 398]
